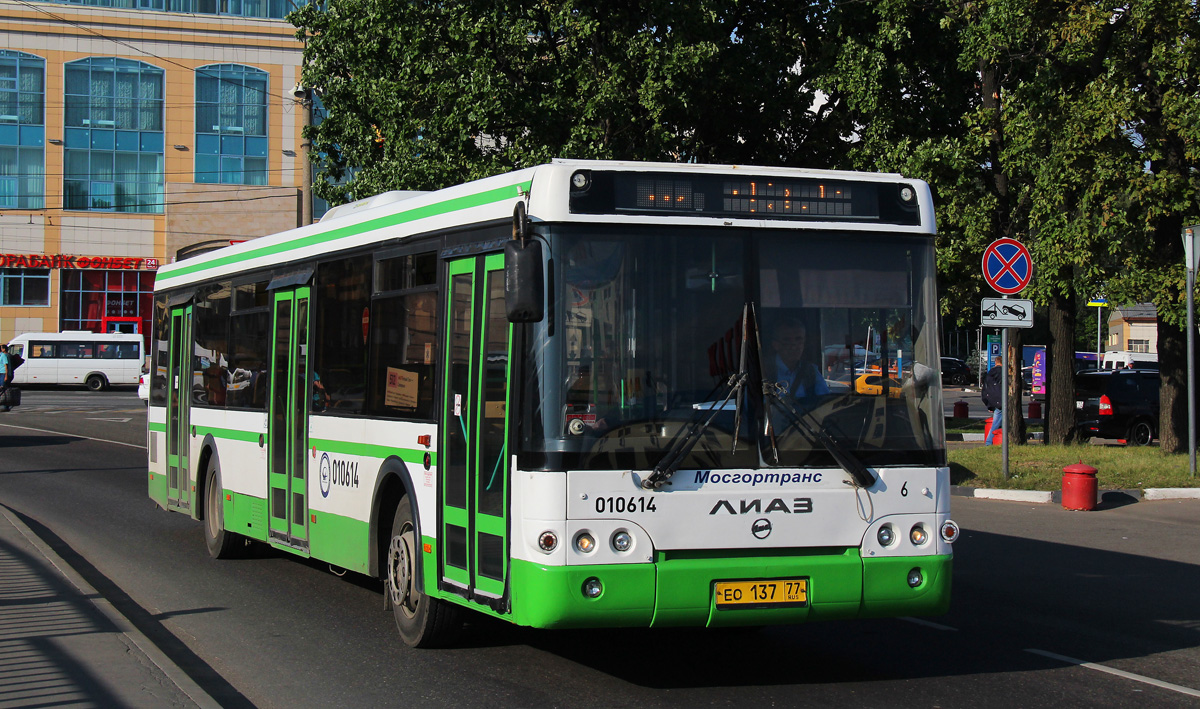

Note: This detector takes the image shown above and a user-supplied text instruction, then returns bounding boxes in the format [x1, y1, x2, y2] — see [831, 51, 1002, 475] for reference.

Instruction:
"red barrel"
[1062, 462, 1098, 511]
[953, 400, 968, 418]
[1028, 400, 1042, 419]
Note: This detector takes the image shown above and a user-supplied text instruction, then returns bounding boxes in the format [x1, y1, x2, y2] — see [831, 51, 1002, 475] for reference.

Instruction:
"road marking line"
[1026, 649, 1200, 698]
[900, 616, 957, 631]
[0, 421, 144, 450]
[86, 417, 132, 423]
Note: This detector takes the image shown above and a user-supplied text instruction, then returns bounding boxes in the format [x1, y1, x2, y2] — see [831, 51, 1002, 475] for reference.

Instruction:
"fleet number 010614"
[594, 496, 657, 514]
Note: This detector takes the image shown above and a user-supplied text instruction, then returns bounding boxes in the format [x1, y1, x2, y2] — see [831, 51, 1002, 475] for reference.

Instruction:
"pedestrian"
[981, 355, 1003, 444]
[0, 344, 10, 412]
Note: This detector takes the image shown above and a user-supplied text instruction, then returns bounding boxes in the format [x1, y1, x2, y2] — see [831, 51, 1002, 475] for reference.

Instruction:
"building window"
[1128, 339, 1150, 353]
[1, 268, 50, 306]
[60, 269, 155, 334]
[0, 51, 45, 209]
[64, 58, 164, 213]
[195, 64, 268, 185]
[27, 0, 306, 19]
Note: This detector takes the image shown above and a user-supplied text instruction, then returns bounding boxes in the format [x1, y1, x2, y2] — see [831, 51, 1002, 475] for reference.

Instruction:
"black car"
[940, 357, 974, 385]
[1074, 370, 1159, 445]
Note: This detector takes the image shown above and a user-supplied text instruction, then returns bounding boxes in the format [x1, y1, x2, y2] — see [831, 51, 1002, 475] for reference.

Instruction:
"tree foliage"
[824, 0, 1200, 448]
[290, 0, 848, 200]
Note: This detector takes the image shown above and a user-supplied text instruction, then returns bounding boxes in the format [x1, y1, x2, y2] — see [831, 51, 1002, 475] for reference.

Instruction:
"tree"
[825, 0, 1200, 449]
[289, 0, 849, 202]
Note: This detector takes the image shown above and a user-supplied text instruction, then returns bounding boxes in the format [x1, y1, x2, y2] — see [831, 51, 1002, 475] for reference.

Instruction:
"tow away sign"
[981, 298, 1033, 328]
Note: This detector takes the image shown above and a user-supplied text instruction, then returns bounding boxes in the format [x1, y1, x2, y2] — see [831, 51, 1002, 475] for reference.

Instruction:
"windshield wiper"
[641, 304, 752, 490]
[762, 387, 876, 489]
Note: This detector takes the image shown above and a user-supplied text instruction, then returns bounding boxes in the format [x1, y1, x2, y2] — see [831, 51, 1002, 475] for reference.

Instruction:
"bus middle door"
[267, 287, 312, 552]
[440, 253, 512, 608]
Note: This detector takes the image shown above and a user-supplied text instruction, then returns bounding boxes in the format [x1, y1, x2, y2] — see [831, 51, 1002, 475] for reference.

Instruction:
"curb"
[946, 431, 1044, 442]
[0, 505, 222, 709]
[952, 485, 1198, 504]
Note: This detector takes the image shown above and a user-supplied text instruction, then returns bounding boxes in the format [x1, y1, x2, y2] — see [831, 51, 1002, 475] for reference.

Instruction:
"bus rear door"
[166, 306, 193, 512]
[440, 253, 512, 607]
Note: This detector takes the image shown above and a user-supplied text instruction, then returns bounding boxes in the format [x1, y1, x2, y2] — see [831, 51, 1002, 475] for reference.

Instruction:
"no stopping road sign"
[982, 238, 1033, 295]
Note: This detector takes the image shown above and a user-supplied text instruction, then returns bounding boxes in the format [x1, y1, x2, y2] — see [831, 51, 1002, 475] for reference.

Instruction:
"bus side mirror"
[505, 239, 544, 322]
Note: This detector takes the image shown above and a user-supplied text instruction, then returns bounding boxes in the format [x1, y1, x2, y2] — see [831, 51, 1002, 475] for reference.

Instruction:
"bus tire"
[204, 458, 241, 559]
[86, 374, 106, 391]
[387, 497, 461, 648]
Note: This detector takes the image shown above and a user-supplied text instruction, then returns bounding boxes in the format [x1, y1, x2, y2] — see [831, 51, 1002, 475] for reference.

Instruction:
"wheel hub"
[388, 529, 415, 611]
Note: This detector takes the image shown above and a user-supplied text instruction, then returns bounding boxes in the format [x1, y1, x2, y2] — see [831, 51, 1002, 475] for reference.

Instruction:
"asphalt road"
[1, 389, 1199, 707]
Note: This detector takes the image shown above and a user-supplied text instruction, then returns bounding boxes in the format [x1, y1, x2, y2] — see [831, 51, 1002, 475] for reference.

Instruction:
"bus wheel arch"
[369, 458, 418, 580]
[85, 373, 108, 391]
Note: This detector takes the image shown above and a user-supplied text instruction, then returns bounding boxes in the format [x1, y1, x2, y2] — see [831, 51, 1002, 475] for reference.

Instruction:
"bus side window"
[32, 342, 54, 358]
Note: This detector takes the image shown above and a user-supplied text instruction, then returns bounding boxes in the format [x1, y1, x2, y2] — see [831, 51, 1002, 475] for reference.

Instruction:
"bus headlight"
[574, 532, 596, 553]
[877, 525, 895, 547]
[611, 530, 632, 552]
[910, 524, 928, 546]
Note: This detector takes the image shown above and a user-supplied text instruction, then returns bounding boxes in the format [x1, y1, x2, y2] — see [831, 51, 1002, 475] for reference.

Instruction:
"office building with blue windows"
[0, 0, 312, 343]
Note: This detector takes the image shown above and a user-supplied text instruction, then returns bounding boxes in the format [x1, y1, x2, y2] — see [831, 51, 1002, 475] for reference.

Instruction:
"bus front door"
[267, 287, 312, 551]
[166, 306, 193, 512]
[440, 253, 512, 606]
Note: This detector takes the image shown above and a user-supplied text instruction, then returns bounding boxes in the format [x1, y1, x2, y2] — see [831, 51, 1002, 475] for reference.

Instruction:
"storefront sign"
[0, 253, 159, 270]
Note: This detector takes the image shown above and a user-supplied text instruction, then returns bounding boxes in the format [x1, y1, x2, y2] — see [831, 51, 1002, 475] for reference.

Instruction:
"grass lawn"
[948, 444, 1200, 491]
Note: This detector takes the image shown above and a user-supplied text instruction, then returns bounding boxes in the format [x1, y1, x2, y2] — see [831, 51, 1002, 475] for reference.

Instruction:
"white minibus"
[7, 331, 143, 390]
[1101, 350, 1158, 370]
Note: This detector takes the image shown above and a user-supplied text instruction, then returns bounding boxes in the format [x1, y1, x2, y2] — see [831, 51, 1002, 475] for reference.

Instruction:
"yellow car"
[854, 373, 904, 398]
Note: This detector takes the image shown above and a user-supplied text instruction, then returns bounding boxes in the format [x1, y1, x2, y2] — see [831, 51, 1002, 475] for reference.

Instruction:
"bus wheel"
[86, 374, 106, 391]
[204, 459, 241, 559]
[387, 497, 461, 647]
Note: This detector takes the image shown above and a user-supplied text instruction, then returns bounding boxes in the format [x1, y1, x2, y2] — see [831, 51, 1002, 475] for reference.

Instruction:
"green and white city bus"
[147, 159, 958, 647]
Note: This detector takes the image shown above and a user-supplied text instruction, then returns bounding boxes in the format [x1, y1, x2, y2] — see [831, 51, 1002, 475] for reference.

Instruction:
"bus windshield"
[516, 224, 945, 471]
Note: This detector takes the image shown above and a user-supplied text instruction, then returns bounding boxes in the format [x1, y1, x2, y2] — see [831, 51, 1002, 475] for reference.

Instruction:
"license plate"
[714, 578, 808, 609]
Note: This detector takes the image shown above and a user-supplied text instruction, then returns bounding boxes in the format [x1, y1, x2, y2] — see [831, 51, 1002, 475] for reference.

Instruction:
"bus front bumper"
[508, 550, 952, 629]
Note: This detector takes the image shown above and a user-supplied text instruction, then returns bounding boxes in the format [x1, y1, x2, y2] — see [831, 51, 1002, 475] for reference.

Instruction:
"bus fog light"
[910, 524, 928, 546]
[940, 520, 960, 543]
[582, 577, 603, 598]
[907, 568, 923, 588]
[612, 531, 632, 552]
[537, 530, 558, 553]
[574, 532, 596, 553]
[877, 525, 895, 547]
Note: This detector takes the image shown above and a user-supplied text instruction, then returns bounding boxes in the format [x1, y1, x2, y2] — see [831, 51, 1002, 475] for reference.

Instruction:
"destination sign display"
[569, 171, 922, 226]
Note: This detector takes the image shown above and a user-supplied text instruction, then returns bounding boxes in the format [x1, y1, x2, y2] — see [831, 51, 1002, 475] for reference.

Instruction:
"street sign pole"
[981, 238, 1033, 484]
[1002, 313, 1009, 480]
[1184, 226, 1199, 478]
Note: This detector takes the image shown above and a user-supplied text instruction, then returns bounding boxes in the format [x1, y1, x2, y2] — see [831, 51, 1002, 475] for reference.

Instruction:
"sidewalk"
[0, 504, 218, 709]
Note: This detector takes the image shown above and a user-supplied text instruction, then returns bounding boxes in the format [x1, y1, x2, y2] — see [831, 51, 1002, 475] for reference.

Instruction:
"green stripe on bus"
[148, 421, 166, 432]
[310, 437, 436, 467]
[156, 181, 532, 286]
[194, 425, 262, 443]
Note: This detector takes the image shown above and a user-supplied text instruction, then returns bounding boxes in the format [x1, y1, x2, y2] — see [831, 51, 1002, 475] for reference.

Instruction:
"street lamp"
[291, 83, 314, 227]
